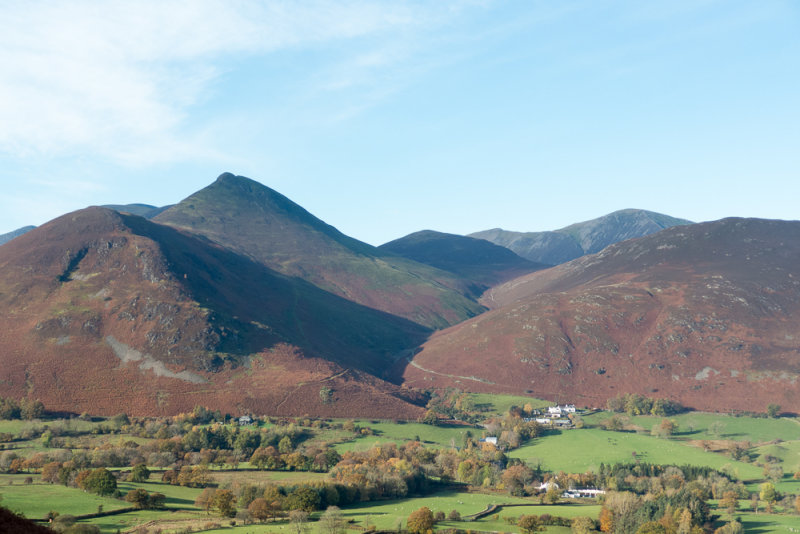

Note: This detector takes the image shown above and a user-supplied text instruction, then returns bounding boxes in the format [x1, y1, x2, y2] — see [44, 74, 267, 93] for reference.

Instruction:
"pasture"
[583, 411, 800, 444]
[508, 427, 763, 480]
[336, 421, 474, 452]
[0, 474, 127, 519]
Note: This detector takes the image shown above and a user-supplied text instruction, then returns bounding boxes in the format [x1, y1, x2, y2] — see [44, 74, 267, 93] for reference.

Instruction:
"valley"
[2, 173, 800, 534]
[1, 394, 799, 533]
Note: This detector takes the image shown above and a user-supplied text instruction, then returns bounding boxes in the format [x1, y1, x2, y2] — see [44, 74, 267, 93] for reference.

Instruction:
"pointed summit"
[156, 173, 484, 329]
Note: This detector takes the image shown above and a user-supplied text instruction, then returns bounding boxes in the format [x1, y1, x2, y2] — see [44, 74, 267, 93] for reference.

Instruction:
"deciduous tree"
[517, 514, 544, 534]
[320, 506, 346, 534]
[407, 506, 435, 534]
[129, 463, 150, 483]
[214, 489, 237, 517]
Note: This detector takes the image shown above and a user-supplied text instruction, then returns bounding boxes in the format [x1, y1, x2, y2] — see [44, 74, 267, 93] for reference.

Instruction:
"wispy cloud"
[0, 0, 467, 164]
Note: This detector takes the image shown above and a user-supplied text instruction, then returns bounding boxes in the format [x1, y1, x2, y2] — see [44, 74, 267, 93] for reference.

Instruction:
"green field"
[335, 489, 599, 532]
[4, 409, 800, 533]
[86, 508, 205, 533]
[508, 428, 763, 480]
[467, 393, 552, 416]
[583, 411, 800, 443]
[735, 510, 800, 533]
[755, 440, 800, 473]
[116, 479, 204, 510]
[211, 469, 328, 486]
[337, 421, 478, 452]
[0, 474, 128, 519]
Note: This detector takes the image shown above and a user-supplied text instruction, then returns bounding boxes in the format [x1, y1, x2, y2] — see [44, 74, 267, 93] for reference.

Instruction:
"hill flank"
[404, 218, 800, 413]
[0, 207, 427, 417]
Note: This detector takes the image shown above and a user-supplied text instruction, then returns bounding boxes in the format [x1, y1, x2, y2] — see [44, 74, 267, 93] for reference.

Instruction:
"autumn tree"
[714, 521, 744, 534]
[571, 516, 594, 534]
[407, 506, 435, 534]
[214, 489, 237, 517]
[129, 463, 150, 483]
[320, 506, 346, 534]
[195, 487, 216, 514]
[41, 462, 61, 484]
[599, 508, 614, 532]
[759, 482, 778, 513]
[502, 463, 534, 495]
[78, 468, 117, 496]
[289, 510, 310, 534]
[652, 419, 676, 438]
[248, 498, 271, 522]
[125, 489, 152, 509]
[19, 398, 45, 420]
[677, 509, 693, 534]
[286, 486, 320, 512]
[719, 491, 738, 515]
[636, 521, 667, 534]
[517, 514, 544, 534]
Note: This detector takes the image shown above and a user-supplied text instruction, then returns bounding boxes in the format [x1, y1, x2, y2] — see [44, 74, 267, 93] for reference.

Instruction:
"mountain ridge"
[470, 208, 693, 265]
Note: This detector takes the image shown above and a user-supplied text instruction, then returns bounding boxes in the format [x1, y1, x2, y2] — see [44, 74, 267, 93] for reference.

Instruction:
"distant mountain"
[379, 230, 548, 296]
[102, 203, 172, 218]
[155, 173, 484, 329]
[0, 207, 428, 417]
[0, 225, 36, 246]
[403, 218, 800, 413]
[470, 209, 693, 265]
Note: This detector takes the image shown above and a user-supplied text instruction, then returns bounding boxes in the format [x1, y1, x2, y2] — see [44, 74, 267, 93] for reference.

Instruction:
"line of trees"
[0, 397, 45, 420]
[606, 393, 684, 417]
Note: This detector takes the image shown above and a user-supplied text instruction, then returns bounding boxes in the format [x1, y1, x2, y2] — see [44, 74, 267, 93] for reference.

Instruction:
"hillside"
[155, 173, 484, 329]
[0, 207, 428, 417]
[402, 218, 800, 413]
[470, 209, 693, 265]
[379, 230, 547, 295]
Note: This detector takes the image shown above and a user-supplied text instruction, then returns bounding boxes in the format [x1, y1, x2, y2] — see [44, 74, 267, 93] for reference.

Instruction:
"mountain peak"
[154, 174, 484, 329]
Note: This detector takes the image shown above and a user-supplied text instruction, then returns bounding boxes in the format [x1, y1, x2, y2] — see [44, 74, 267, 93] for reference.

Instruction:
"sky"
[1, 0, 798, 246]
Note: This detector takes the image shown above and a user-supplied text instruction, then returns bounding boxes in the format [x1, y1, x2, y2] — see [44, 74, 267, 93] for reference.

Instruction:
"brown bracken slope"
[0, 207, 427, 418]
[402, 218, 800, 413]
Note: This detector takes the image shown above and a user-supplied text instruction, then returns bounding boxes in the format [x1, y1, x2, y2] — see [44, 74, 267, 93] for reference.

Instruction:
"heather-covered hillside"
[404, 218, 800, 413]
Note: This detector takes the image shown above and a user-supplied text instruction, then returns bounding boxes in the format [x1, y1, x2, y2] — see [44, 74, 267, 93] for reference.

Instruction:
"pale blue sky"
[1, 1, 798, 245]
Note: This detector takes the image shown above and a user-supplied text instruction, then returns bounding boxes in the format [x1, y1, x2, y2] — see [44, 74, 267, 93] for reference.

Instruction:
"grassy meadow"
[4, 395, 800, 533]
[508, 427, 764, 481]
